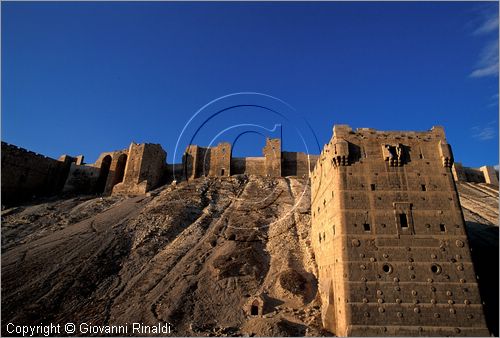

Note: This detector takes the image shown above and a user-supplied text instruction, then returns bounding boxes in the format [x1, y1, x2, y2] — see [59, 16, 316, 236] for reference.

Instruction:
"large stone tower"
[311, 125, 489, 336]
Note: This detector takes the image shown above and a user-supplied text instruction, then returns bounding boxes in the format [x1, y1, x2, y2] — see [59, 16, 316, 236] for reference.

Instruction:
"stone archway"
[95, 155, 112, 194]
[250, 299, 259, 316]
[113, 154, 128, 186]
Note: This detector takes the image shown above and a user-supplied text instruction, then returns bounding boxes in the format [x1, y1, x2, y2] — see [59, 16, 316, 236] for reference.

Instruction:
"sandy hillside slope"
[1, 178, 498, 336]
[2, 176, 324, 336]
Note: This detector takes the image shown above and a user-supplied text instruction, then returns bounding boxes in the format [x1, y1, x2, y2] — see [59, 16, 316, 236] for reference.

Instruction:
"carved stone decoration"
[382, 144, 405, 166]
[438, 140, 454, 168]
[332, 138, 349, 166]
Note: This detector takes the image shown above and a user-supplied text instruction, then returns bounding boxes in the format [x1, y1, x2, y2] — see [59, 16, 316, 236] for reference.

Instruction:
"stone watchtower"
[311, 125, 489, 336]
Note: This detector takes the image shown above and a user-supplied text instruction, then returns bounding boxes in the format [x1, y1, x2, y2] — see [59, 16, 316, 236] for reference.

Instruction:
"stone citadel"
[1, 125, 497, 336]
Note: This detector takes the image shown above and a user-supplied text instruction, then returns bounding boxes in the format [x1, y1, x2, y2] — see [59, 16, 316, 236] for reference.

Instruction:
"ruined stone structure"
[1, 142, 74, 205]
[1, 124, 496, 336]
[1, 138, 317, 205]
[452, 162, 499, 186]
[64, 142, 167, 197]
[311, 125, 490, 336]
[183, 138, 316, 180]
[112, 143, 167, 195]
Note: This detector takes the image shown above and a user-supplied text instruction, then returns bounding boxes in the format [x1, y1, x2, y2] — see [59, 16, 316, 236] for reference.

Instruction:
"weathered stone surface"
[1, 124, 498, 337]
[311, 125, 491, 336]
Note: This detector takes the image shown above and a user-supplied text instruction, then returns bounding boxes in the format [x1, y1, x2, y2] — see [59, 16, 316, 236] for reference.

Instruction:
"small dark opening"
[431, 264, 442, 274]
[370, 184, 376, 191]
[421, 184, 426, 191]
[221, 168, 225, 176]
[440, 224, 446, 232]
[251, 300, 259, 315]
[382, 264, 392, 274]
[363, 223, 371, 232]
[399, 213, 408, 228]
[228, 234, 236, 241]
[419, 154, 423, 159]
[319, 233, 322, 243]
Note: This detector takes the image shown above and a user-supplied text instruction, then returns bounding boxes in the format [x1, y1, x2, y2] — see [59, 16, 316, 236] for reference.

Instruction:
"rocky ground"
[1, 178, 498, 336]
[2, 176, 327, 336]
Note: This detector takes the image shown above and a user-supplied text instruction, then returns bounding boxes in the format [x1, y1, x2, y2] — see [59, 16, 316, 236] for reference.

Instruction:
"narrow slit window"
[370, 184, 376, 191]
[399, 213, 408, 228]
[421, 184, 427, 191]
[440, 223, 446, 232]
[363, 223, 371, 232]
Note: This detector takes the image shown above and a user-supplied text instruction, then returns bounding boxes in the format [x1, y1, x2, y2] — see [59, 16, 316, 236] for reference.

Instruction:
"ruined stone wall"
[112, 143, 166, 195]
[208, 142, 231, 177]
[480, 166, 499, 185]
[182, 138, 318, 179]
[263, 138, 281, 177]
[452, 163, 499, 186]
[63, 163, 101, 194]
[183, 145, 210, 179]
[165, 163, 184, 182]
[311, 125, 489, 336]
[231, 157, 266, 175]
[282, 151, 318, 177]
[1, 142, 72, 205]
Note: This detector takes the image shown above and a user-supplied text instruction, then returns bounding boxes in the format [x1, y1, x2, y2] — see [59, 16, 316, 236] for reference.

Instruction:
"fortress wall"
[208, 142, 231, 176]
[112, 143, 166, 195]
[239, 157, 266, 175]
[452, 162, 498, 185]
[230, 157, 246, 175]
[311, 125, 489, 336]
[282, 151, 318, 177]
[165, 163, 184, 182]
[480, 165, 499, 185]
[63, 163, 101, 194]
[1, 142, 72, 205]
[263, 138, 281, 177]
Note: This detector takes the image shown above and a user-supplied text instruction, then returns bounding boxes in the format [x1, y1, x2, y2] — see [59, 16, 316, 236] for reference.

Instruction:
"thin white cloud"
[487, 93, 499, 107]
[471, 121, 497, 141]
[470, 8, 499, 78]
[470, 39, 499, 78]
[473, 13, 499, 35]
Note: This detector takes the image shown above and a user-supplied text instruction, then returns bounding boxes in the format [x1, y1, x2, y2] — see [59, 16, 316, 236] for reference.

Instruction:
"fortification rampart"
[452, 162, 499, 186]
[310, 125, 489, 336]
[2, 136, 316, 205]
[1, 142, 73, 205]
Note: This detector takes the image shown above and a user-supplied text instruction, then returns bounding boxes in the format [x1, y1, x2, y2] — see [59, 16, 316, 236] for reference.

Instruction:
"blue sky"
[2, 1, 498, 167]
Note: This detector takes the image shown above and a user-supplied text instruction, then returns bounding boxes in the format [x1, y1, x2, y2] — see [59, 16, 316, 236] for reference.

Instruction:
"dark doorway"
[399, 213, 408, 228]
[113, 154, 127, 186]
[221, 168, 225, 176]
[250, 300, 259, 315]
[95, 155, 112, 194]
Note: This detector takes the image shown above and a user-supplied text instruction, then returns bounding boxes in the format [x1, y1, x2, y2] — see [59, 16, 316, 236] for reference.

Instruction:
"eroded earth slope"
[2, 176, 324, 336]
[1, 178, 498, 336]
